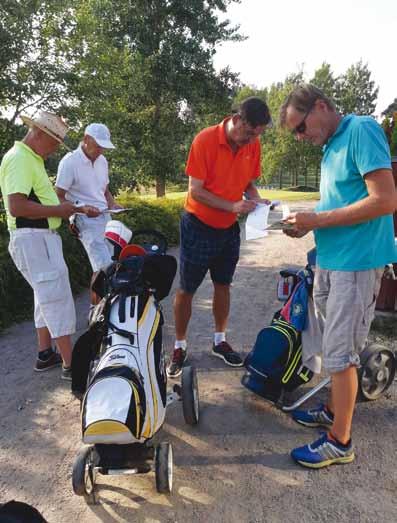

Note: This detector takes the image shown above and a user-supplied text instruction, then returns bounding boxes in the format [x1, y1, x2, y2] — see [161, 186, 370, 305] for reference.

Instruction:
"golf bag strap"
[107, 319, 135, 344]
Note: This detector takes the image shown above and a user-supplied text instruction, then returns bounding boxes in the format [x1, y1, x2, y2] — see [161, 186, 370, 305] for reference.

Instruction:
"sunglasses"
[293, 103, 315, 135]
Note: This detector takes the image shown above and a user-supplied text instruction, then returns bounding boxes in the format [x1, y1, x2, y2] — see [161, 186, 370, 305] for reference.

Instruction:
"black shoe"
[212, 341, 243, 367]
[166, 348, 187, 378]
[34, 350, 62, 372]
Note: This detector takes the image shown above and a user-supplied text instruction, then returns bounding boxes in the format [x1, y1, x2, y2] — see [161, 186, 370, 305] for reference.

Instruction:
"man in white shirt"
[56, 123, 121, 306]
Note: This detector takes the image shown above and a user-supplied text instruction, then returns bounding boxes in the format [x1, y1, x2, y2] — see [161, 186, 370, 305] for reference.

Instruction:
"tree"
[336, 60, 378, 115]
[51, 0, 243, 196]
[382, 99, 397, 117]
[310, 62, 338, 100]
[0, 1, 71, 155]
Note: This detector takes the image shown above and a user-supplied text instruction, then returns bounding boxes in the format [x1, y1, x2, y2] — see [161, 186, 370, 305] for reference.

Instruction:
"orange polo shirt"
[184, 118, 261, 229]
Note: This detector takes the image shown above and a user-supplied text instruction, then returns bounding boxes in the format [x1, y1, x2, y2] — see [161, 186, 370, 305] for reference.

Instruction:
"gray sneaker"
[166, 348, 187, 379]
[34, 351, 62, 372]
[61, 365, 72, 381]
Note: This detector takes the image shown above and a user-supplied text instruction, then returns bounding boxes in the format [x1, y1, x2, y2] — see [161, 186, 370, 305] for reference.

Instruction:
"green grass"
[136, 189, 319, 201]
[258, 189, 319, 201]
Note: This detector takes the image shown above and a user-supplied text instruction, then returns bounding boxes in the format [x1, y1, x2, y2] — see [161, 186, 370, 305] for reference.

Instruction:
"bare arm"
[244, 181, 271, 204]
[104, 185, 122, 209]
[189, 177, 256, 214]
[8, 193, 79, 220]
[285, 169, 396, 232]
[56, 187, 67, 203]
[55, 186, 101, 217]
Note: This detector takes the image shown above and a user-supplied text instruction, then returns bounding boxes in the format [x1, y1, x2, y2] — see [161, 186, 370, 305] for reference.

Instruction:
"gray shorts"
[313, 267, 383, 373]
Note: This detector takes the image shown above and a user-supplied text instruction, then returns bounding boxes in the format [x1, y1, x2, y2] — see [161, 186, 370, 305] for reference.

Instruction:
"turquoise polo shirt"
[314, 115, 396, 271]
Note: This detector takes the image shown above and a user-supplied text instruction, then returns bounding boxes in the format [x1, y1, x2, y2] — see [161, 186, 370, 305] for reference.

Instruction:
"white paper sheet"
[245, 204, 270, 240]
[282, 204, 290, 220]
[101, 208, 134, 214]
[74, 207, 134, 216]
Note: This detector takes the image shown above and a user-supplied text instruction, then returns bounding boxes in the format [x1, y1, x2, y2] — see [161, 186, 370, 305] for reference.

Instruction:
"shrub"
[0, 196, 184, 331]
[117, 196, 184, 246]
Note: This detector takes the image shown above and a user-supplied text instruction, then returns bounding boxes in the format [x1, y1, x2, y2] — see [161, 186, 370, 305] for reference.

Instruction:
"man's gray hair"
[279, 84, 336, 127]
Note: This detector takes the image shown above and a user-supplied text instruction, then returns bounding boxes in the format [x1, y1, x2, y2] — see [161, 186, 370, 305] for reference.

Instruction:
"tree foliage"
[0, 3, 382, 194]
[47, 0, 243, 195]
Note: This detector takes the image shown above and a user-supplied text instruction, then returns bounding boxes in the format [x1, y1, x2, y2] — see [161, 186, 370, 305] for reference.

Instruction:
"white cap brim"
[93, 138, 115, 149]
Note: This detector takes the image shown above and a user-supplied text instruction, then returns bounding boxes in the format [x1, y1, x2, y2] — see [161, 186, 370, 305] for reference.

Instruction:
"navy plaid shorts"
[179, 212, 241, 293]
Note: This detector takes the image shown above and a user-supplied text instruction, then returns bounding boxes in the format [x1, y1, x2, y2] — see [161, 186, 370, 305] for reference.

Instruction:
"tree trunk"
[156, 175, 166, 197]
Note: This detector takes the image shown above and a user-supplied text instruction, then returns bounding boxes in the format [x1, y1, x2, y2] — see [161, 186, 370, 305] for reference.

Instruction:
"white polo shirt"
[56, 145, 109, 210]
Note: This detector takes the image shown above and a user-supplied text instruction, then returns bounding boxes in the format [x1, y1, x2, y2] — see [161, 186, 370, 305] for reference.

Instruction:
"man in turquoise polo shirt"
[0, 110, 94, 380]
[279, 84, 396, 468]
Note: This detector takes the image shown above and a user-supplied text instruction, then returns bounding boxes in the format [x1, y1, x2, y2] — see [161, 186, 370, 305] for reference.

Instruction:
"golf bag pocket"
[242, 315, 313, 403]
[82, 359, 146, 445]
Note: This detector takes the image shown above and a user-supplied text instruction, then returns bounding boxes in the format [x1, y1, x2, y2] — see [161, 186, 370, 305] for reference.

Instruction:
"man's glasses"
[293, 103, 315, 135]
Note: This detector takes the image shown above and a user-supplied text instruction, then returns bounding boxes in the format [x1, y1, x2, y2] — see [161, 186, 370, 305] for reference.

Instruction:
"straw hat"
[21, 110, 68, 144]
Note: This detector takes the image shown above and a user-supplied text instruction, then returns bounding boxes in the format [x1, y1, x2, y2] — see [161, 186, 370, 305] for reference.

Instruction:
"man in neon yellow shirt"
[0, 110, 94, 380]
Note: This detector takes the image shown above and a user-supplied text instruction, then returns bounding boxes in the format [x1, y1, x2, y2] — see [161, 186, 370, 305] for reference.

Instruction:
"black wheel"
[132, 229, 168, 255]
[155, 442, 173, 494]
[358, 343, 396, 401]
[181, 366, 199, 425]
[72, 446, 98, 503]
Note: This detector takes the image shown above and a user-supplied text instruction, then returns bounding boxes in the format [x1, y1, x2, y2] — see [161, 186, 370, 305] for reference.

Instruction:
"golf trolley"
[71, 225, 200, 504]
[282, 342, 396, 412]
[278, 253, 396, 412]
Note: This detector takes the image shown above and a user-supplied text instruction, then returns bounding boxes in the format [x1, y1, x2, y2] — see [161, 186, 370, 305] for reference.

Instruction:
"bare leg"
[54, 335, 73, 367]
[90, 271, 100, 305]
[328, 366, 358, 444]
[36, 326, 52, 353]
[174, 289, 194, 340]
[213, 283, 230, 332]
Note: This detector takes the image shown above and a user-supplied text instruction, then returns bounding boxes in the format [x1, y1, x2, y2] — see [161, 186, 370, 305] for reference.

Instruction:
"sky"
[213, 0, 396, 117]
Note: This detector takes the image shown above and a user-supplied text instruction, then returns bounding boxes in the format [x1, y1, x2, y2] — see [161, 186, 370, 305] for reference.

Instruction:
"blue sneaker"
[292, 404, 334, 428]
[291, 433, 355, 469]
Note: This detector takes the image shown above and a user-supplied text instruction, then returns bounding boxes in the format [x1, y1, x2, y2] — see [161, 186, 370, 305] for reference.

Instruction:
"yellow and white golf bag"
[72, 230, 177, 446]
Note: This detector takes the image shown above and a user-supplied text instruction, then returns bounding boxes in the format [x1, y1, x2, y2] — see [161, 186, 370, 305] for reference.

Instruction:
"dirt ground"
[1, 201, 396, 523]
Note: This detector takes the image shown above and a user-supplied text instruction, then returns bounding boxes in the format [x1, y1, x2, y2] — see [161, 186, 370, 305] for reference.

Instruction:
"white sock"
[175, 340, 187, 350]
[214, 332, 226, 346]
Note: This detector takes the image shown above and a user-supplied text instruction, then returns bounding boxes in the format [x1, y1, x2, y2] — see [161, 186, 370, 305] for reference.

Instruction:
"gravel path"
[1, 201, 396, 522]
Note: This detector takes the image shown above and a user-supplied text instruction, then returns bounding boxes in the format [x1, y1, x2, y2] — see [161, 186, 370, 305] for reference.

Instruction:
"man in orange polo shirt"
[167, 97, 272, 378]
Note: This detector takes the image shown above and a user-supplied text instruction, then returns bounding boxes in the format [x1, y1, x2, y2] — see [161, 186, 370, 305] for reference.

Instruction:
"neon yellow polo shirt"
[0, 141, 61, 230]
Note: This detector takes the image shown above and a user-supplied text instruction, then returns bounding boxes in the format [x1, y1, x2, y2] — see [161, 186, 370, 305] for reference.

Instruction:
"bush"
[117, 196, 184, 246]
[0, 197, 184, 332]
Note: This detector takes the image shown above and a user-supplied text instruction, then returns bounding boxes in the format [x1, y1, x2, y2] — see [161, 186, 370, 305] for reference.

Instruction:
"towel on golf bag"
[279, 267, 313, 331]
[241, 314, 313, 403]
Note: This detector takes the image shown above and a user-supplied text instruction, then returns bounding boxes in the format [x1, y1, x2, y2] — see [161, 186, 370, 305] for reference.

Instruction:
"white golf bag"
[72, 224, 177, 446]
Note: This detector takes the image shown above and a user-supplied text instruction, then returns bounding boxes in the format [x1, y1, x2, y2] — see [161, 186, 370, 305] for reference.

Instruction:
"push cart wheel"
[181, 365, 200, 425]
[358, 343, 396, 401]
[72, 446, 98, 503]
[155, 442, 173, 494]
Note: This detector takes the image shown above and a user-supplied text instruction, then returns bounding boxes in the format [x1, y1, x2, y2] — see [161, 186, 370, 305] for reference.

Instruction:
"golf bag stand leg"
[281, 376, 331, 412]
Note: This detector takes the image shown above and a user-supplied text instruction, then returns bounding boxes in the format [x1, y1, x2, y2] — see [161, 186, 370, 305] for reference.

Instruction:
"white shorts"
[8, 229, 76, 338]
[76, 214, 113, 272]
